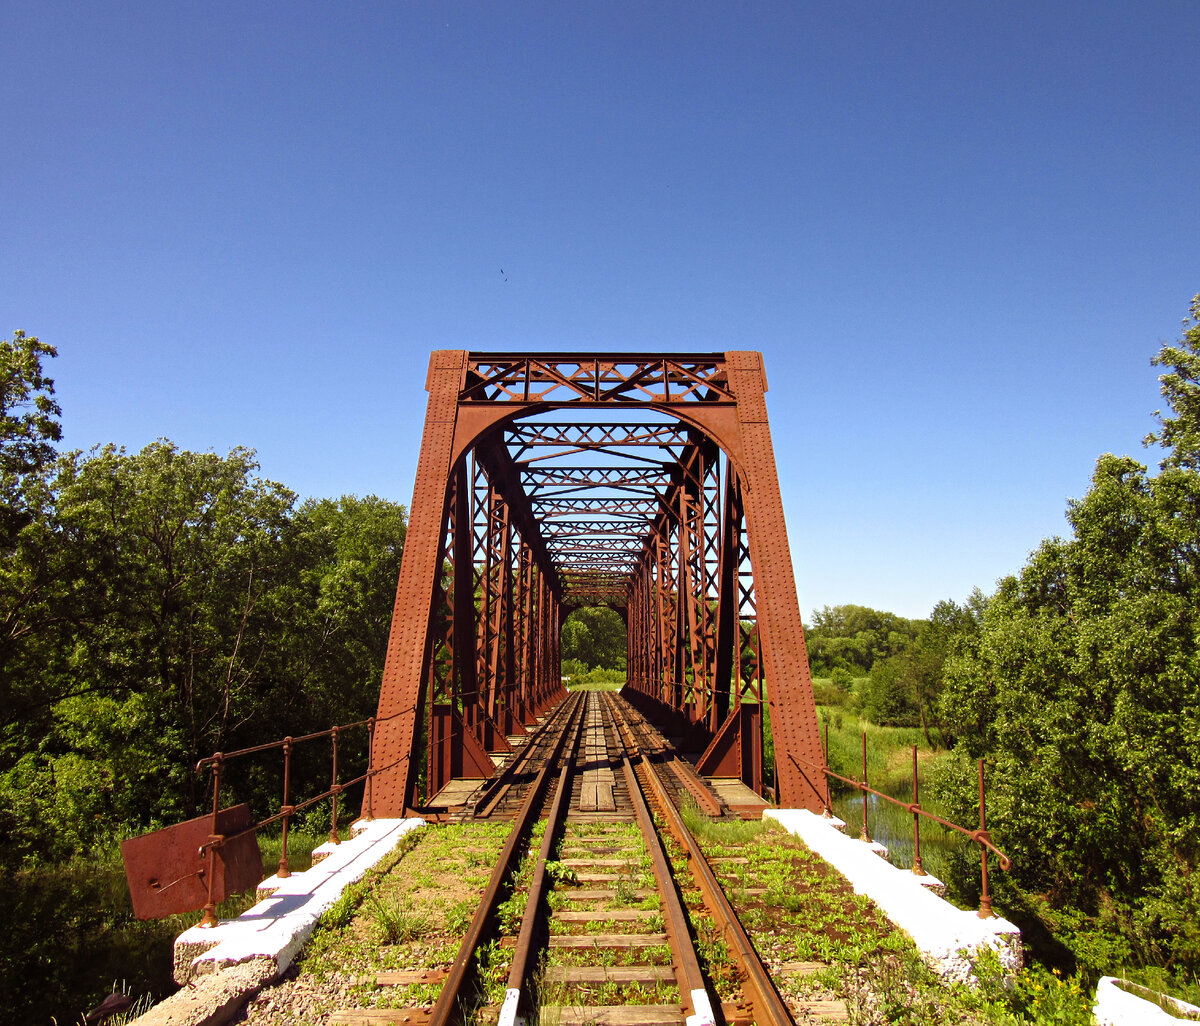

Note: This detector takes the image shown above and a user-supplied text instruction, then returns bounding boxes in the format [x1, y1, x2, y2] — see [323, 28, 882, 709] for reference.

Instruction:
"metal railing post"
[784, 743, 1010, 915]
[911, 744, 925, 876]
[329, 726, 341, 844]
[363, 717, 376, 822]
[860, 731, 871, 843]
[278, 738, 293, 879]
[977, 758, 994, 918]
[821, 721, 832, 818]
[199, 754, 223, 928]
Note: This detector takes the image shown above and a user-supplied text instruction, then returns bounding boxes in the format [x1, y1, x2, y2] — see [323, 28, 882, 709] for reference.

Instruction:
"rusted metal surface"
[121, 805, 260, 920]
[501, 711, 581, 1023]
[608, 693, 795, 1026]
[426, 692, 585, 1026]
[124, 714, 391, 921]
[791, 735, 1011, 918]
[368, 351, 824, 815]
[620, 752, 717, 1026]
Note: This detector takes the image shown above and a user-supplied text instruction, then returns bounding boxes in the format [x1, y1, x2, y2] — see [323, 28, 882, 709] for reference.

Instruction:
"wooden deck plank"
[542, 966, 676, 984]
[329, 1011, 430, 1025]
[539, 1004, 682, 1025]
[548, 932, 669, 948]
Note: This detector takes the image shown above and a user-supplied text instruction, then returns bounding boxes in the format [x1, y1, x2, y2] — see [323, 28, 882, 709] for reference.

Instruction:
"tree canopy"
[561, 605, 626, 671]
[804, 603, 922, 675]
[0, 333, 408, 865]
[935, 295, 1200, 974]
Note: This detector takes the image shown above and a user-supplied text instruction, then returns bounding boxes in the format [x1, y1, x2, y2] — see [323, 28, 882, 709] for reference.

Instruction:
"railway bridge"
[131, 352, 1021, 1026]
[367, 350, 824, 818]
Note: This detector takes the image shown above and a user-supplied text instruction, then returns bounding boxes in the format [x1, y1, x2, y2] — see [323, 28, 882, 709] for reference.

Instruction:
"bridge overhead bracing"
[368, 352, 826, 814]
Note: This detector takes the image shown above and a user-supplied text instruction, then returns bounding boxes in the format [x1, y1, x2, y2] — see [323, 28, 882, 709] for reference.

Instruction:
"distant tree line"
[0, 332, 407, 867]
[560, 605, 626, 683]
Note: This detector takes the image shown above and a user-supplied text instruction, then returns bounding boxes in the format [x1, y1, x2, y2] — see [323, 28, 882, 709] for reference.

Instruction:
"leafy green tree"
[1146, 293, 1200, 470]
[805, 603, 921, 674]
[863, 593, 985, 740]
[0, 332, 65, 770]
[939, 455, 1200, 968]
[561, 605, 626, 670]
[0, 330, 61, 516]
[936, 299, 1200, 972]
[271, 494, 407, 727]
[0, 442, 298, 859]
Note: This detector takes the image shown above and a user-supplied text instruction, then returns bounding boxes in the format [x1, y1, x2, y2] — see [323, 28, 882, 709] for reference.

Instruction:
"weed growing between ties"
[238, 821, 511, 1023]
[685, 808, 1095, 1025]
[534, 820, 679, 1015]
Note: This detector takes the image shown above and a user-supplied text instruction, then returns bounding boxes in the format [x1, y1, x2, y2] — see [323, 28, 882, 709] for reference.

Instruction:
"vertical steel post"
[978, 758, 994, 918]
[278, 738, 293, 878]
[199, 755, 223, 928]
[911, 745, 925, 876]
[329, 726, 341, 845]
[822, 721, 832, 818]
[860, 732, 871, 843]
[363, 719, 375, 822]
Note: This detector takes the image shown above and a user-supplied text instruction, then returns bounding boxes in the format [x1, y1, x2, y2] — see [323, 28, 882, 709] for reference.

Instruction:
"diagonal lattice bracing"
[367, 351, 825, 814]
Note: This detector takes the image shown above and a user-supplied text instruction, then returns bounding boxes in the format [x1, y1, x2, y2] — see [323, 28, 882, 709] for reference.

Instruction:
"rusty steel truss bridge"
[367, 351, 826, 816]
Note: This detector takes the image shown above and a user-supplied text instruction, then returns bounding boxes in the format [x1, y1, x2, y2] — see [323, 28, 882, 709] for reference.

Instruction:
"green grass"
[686, 807, 1096, 1024]
[817, 707, 934, 790]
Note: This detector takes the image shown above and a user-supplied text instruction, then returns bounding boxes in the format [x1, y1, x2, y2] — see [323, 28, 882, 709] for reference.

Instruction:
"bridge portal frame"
[367, 351, 827, 814]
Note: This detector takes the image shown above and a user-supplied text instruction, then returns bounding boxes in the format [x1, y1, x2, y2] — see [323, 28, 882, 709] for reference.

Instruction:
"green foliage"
[857, 593, 986, 741]
[0, 330, 61, 505]
[804, 603, 922, 674]
[830, 666, 855, 689]
[543, 859, 578, 885]
[938, 455, 1200, 930]
[0, 336, 410, 1025]
[0, 438, 406, 863]
[934, 294, 1200, 983]
[1146, 293, 1200, 470]
[560, 604, 626, 670]
[564, 666, 625, 689]
[365, 892, 431, 943]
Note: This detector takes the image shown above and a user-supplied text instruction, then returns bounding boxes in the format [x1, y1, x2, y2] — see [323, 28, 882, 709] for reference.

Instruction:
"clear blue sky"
[3, 2, 1197, 620]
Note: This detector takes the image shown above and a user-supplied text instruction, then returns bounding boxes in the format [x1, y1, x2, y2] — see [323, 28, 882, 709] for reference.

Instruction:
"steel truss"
[368, 352, 826, 813]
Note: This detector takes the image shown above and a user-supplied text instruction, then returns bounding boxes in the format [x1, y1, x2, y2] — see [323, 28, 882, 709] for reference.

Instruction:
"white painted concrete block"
[764, 808, 1022, 985]
[1094, 976, 1200, 1024]
[174, 816, 424, 983]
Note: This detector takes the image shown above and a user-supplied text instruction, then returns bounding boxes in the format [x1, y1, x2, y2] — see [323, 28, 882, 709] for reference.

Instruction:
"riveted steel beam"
[367, 350, 822, 814]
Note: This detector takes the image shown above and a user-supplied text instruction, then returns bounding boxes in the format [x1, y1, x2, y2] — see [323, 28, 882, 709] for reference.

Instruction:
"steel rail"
[427, 691, 586, 1026]
[496, 698, 583, 1026]
[620, 752, 718, 1026]
[471, 695, 577, 819]
[607, 693, 796, 1026]
[642, 737, 725, 818]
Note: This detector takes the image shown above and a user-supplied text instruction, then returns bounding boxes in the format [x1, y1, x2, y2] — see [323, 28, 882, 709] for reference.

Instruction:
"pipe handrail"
[788, 733, 1011, 919]
[193, 711, 406, 927]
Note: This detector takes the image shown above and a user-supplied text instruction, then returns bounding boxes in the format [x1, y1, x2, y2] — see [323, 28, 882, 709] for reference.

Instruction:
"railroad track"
[331, 692, 799, 1026]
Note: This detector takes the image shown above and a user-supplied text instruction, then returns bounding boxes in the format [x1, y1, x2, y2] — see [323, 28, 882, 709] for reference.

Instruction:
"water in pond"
[830, 787, 965, 888]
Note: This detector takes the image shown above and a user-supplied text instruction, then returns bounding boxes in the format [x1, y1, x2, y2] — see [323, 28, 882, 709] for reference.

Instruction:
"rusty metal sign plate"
[121, 804, 263, 919]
